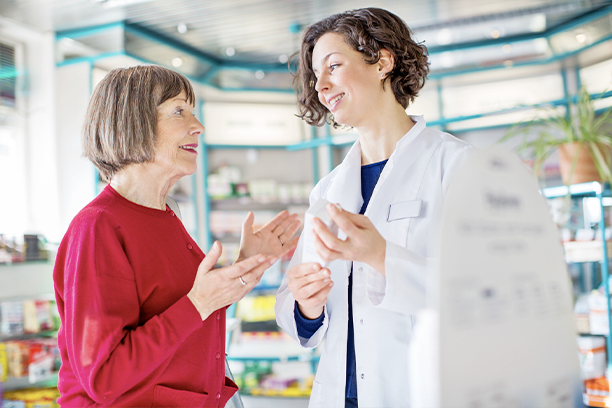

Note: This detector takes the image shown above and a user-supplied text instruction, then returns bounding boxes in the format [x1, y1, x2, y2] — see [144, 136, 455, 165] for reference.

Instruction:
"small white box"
[302, 198, 339, 266]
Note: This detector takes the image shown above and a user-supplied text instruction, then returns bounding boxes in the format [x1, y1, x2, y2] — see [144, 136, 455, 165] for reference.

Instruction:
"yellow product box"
[0, 342, 7, 381]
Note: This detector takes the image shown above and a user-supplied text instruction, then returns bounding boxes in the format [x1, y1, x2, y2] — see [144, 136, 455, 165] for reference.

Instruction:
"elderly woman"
[275, 7, 474, 408]
[53, 65, 300, 407]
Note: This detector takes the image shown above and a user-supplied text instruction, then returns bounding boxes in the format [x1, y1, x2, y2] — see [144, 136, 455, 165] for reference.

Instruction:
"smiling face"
[312, 32, 387, 128]
[153, 90, 204, 178]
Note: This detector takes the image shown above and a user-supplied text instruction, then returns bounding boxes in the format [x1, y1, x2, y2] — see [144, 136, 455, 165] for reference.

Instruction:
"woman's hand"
[188, 241, 277, 320]
[237, 210, 301, 262]
[313, 203, 387, 275]
[287, 262, 333, 320]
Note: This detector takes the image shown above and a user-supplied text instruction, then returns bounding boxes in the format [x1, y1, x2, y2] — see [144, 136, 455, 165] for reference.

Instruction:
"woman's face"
[154, 90, 203, 178]
[311, 32, 385, 128]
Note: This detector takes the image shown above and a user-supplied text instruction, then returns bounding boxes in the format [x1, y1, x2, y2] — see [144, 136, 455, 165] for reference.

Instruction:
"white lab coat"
[275, 116, 474, 408]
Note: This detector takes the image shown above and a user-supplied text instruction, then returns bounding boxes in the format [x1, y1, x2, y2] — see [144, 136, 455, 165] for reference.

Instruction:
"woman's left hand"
[237, 210, 301, 262]
[313, 203, 387, 275]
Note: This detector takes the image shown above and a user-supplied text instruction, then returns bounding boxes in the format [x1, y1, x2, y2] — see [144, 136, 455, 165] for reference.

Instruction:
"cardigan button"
[361, 373, 364, 379]
[187, 244, 193, 250]
[170, 211, 175, 217]
[216, 392, 221, 399]
[358, 267, 363, 272]
[360, 319, 364, 325]
[216, 352, 221, 359]
[216, 313, 220, 320]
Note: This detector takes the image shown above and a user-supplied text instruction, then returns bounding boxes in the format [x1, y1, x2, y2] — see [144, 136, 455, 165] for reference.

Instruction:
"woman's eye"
[330, 63, 339, 71]
[174, 108, 184, 115]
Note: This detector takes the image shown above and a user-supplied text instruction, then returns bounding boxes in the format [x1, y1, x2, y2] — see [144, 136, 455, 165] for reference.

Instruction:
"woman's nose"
[314, 74, 329, 94]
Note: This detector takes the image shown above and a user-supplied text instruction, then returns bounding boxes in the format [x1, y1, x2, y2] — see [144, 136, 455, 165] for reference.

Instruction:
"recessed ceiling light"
[279, 54, 288, 64]
[503, 60, 513, 68]
[171, 57, 183, 67]
[436, 28, 453, 46]
[177, 23, 188, 34]
[502, 44, 512, 53]
[255, 70, 265, 80]
[490, 29, 501, 39]
[225, 47, 235, 57]
[576, 33, 587, 43]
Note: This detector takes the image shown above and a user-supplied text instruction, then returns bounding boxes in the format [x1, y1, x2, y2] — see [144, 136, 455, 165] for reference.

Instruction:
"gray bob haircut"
[82, 65, 196, 182]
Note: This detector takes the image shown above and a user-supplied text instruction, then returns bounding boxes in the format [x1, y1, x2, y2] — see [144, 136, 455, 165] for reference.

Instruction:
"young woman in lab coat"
[275, 7, 475, 408]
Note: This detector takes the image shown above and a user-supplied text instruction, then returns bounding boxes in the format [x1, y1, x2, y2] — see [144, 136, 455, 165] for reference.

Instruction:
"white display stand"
[410, 147, 581, 408]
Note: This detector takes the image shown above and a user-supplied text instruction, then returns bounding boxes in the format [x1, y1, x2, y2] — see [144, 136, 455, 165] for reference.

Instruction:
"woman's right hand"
[187, 241, 277, 321]
[287, 263, 334, 320]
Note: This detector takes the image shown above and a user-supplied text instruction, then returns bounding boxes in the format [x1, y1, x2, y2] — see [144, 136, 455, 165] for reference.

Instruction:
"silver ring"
[279, 237, 284, 245]
[239, 276, 246, 285]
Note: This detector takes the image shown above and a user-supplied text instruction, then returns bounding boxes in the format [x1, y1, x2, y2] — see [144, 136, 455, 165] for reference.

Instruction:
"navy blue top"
[294, 159, 388, 406]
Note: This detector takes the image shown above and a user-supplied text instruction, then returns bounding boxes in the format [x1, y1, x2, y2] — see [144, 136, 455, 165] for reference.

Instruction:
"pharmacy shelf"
[542, 182, 612, 379]
[211, 198, 309, 212]
[1, 373, 59, 392]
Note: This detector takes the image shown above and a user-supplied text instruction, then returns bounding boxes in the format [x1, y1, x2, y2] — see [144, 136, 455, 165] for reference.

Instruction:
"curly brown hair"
[293, 7, 429, 127]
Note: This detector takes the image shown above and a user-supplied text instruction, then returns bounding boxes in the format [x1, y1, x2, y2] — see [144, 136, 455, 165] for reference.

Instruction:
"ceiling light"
[171, 57, 183, 67]
[279, 54, 288, 64]
[504, 60, 513, 68]
[490, 29, 501, 39]
[502, 44, 512, 53]
[177, 23, 188, 34]
[576, 33, 587, 43]
[225, 47, 235, 57]
[436, 28, 453, 46]
[529, 14, 547, 32]
[255, 70, 265, 80]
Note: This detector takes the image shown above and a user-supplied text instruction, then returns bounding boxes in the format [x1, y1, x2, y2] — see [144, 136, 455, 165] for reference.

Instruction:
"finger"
[293, 266, 330, 286]
[278, 218, 301, 242]
[298, 279, 334, 304]
[313, 219, 347, 253]
[225, 254, 275, 279]
[325, 204, 360, 236]
[260, 210, 290, 232]
[313, 231, 343, 262]
[241, 259, 276, 287]
[272, 213, 298, 236]
[199, 241, 223, 273]
[241, 211, 255, 235]
[279, 234, 300, 256]
[289, 262, 323, 278]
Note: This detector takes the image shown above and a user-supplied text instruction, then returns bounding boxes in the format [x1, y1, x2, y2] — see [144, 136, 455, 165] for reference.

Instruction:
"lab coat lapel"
[325, 139, 363, 241]
[364, 116, 431, 246]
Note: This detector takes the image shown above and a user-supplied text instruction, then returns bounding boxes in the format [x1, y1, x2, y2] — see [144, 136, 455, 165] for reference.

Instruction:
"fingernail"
[322, 270, 330, 277]
[312, 264, 319, 270]
[269, 257, 278, 265]
[258, 256, 266, 262]
[335, 203, 342, 211]
[324, 278, 330, 283]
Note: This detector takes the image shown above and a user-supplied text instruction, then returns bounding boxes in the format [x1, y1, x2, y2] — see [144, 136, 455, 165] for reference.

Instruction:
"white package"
[302, 198, 339, 266]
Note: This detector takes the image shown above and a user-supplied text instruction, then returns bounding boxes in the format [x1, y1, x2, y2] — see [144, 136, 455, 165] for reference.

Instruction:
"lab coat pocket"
[152, 385, 209, 407]
[387, 200, 422, 222]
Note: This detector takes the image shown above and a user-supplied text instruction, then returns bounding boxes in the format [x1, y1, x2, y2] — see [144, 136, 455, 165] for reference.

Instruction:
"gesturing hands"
[313, 203, 387, 275]
[238, 210, 301, 262]
[188, 241, 277, 321]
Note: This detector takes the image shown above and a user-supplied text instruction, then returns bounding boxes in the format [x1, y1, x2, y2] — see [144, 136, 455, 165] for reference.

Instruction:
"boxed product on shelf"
[3, 387, 60, 408]
[22, 300, 54, 334]
[575, 294, 591, 334]
[584, 377, 610, 407]
[3, 339, 59, 381]
[589, 292, 610, 335]
[577, 336, 607, 380]
[0, 342, 7, 381]
[0, 301, 24, 336]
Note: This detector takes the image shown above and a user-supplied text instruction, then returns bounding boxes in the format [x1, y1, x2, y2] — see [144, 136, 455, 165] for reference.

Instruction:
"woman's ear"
[378, 49, 395, 79]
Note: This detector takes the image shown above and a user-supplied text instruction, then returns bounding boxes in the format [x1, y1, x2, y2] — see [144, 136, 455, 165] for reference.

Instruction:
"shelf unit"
[542, 182, 612, 378]
[0, 261, 59, 392]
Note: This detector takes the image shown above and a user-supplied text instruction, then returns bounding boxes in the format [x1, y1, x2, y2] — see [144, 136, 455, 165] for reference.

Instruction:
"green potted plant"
[502, 87, 612, 186]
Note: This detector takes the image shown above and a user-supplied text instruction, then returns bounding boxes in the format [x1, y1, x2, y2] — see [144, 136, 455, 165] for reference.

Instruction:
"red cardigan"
[53, 185, 237, 407]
